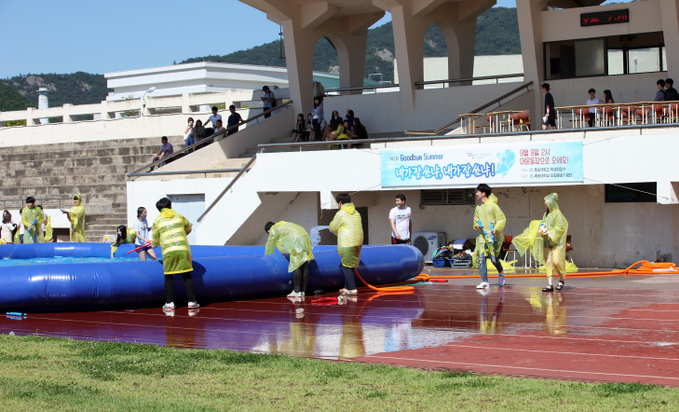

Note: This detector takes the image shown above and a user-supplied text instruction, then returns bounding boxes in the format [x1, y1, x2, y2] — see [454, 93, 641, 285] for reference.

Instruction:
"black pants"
[312, 118, 321, 142]
[292, 261, 309, 293]
[391, 237, 411, 245]
[588, 113, 595, 127]
[340, 264, 357, 290]
[165, 272, 196, 304]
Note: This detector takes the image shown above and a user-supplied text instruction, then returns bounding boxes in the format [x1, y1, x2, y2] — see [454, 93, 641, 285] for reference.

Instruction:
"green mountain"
[0, 81, 36, 111]
[2, 7, 519, 110]
[182, 7, 520, 84]
[1, 72, 110, 109]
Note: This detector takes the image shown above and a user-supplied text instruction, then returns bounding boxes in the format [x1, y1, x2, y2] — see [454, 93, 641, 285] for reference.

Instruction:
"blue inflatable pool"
[0, 243, 424, 312]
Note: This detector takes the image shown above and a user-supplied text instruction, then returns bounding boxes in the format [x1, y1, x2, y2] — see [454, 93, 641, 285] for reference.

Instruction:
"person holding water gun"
[61, 194, 86, 242]
[473, 184, 506, 289]
[134, 207, 157, 261]
[21, 197, 44, 244]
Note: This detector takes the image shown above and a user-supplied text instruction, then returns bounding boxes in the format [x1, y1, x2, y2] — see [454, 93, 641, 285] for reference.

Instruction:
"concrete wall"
[542, 0, 661, 43]
[322, 81, 526, 133]
[546, 72, 668, 111]
[127, 125, 679, 267]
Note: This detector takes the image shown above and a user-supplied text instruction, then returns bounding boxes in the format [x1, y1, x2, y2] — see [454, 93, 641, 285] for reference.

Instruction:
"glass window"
[629, 48, 660, 73]
[575, 39, 605, 77]
[605, 182, 657, 203]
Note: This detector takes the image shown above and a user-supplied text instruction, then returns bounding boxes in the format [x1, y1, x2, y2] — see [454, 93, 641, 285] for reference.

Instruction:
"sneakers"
[162, 302, 175, 311]
[476, 281, 490, 289]
[287, 291, 303, 298]
[476, 288, 490, 297]
[188, 301, 200, 309]
[498, 272, 505, 287]
[188, 309, 200, 317]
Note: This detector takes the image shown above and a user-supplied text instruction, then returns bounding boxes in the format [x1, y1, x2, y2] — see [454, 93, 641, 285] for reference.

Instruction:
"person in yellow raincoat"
[265, 221, 315, 298]
[473, 184, 506, 289]
[110, 225, 137, 257]
[43, 214, 54, 242]
[21, 197, 44, 244]
[62, 194, 86, 242]
[152, 197, 199, 312]
[541, 193, 569, 292]
[329, 193, 363, 296]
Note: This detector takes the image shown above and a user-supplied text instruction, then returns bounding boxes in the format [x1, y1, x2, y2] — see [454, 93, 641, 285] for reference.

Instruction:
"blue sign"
[380, 141, 583, 187]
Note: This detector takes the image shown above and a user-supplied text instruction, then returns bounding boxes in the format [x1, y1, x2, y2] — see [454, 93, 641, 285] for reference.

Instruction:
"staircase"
[0, 135, 183, 241]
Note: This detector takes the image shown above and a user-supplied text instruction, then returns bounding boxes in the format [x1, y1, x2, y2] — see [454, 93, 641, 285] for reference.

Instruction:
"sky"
[0, 0, 626, 79]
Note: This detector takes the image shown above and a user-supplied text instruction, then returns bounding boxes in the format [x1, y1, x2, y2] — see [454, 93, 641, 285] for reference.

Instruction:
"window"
[545, 32, 665, 80]
[605, 182, 657, 203]
[420, 189, 475, 205]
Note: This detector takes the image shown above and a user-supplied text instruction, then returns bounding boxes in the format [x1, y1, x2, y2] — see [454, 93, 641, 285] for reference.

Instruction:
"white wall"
[127, 125, 679, 267]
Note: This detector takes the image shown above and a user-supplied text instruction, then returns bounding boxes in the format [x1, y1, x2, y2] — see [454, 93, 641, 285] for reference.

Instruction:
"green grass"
[0, 334, 675, 411]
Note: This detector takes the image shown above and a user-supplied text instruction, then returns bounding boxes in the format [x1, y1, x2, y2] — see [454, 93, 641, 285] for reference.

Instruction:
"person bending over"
[265, 221, 315, 298]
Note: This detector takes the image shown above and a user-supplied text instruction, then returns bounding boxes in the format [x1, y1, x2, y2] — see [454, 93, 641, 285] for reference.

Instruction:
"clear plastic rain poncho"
[21, 206, 44, 244]
[265, 221, 315, 273]
[473, 193, 506, 257]
[542, 193, 569, 278]
[68, 193, 86, 242]
[329, 202, 363, 268]
[152, 208, 193, 275]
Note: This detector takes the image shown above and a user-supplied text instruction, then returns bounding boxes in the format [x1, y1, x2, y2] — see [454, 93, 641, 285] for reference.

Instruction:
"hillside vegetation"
[1, 7, 519, 110]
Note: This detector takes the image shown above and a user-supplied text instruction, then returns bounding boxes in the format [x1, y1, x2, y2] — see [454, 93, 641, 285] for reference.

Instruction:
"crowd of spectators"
[291, 97, 368, 147]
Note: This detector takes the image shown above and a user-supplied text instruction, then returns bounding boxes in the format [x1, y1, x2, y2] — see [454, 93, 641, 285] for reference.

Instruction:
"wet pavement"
[2, 270, 679, 386]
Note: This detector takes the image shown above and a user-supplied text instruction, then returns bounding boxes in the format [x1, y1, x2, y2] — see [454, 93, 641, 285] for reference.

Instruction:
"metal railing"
[323, 83, 399, 95]
[405, 81, 534, 136]
[127, 100, 293, 178]
[414, 73, 525, 88]
[196, 154, 258, 223]
[0, 197, 74, 210]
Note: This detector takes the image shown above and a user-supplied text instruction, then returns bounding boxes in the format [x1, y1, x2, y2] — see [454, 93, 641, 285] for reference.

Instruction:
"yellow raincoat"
[542, 193, 568, 278]
[473, 193, 506, 257]
[111, 227, 137, 256]
[329, 202, 363, 268]
[21, 206, 44, 244]
[152, 208, 193, 275]
[43, 215, 53, 242]
[265, 221, 315, 273]
[511, 220, 546, 266]
[68, 194, 86, 242]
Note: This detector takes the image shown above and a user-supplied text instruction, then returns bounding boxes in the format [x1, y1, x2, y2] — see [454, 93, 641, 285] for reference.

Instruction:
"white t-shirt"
[207, 114, 222, 127]
[389, 206, 412, 240]
[585, 97, 601, 113]
[134, 219, 151, 245]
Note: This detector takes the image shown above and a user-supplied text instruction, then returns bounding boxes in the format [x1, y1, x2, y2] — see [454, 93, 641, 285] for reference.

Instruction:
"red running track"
[2, 281, 679, 386]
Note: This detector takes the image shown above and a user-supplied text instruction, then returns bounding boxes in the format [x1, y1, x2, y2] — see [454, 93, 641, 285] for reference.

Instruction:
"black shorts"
[391, 237, 411, 245]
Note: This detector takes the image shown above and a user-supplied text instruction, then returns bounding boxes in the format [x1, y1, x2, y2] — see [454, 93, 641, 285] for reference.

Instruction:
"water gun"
[476, 220, 495, 245]
[538, 220, 547, 235]
[27, 218, 38, 232]
[127, 241, 152, 254]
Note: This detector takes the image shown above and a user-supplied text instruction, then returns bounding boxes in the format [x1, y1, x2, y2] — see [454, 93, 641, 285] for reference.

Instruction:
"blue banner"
[380, 141, 583, 187]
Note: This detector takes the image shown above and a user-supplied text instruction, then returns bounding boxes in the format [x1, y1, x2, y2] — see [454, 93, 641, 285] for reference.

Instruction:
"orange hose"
[353, 268, 414, 293]
[413, 260, 677, 281]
